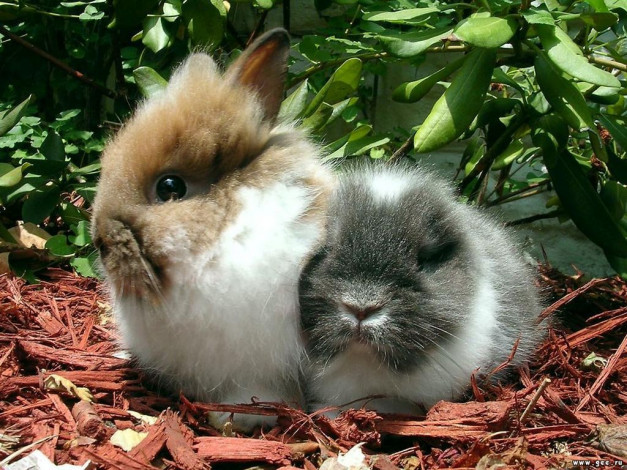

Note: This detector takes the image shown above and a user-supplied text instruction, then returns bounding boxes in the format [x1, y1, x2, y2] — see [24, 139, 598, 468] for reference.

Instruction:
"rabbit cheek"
[95, 218, 168, 300]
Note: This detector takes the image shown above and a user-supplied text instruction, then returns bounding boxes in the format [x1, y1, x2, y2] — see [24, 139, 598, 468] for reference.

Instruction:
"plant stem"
[0, 25, 117, 99]
[22, 2, 81, 18]
[288, 44, 472, 87]
[505, 210, 562, 227]
[459, 114, 527, 196]
[388, 134, 414, 162]
[487, 179, 551, 207]
[247, 9, 269, 46]
[589, 56, 627, 72]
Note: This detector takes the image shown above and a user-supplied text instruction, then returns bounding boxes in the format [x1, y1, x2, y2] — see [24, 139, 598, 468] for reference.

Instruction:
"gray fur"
[299, 163, 546, 411]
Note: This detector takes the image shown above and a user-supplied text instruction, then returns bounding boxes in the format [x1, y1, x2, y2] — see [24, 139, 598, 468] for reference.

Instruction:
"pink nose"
[342, 302, 382, 322]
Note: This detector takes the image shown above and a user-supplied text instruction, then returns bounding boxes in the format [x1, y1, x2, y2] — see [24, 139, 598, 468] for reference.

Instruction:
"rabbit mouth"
[95, 219, 167, 299]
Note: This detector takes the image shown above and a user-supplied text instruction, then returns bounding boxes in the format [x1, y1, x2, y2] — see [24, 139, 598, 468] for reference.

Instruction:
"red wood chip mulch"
[0, 265, 626, 469]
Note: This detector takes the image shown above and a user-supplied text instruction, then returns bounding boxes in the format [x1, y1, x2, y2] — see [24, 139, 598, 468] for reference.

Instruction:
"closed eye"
[417, 239, 458, 269]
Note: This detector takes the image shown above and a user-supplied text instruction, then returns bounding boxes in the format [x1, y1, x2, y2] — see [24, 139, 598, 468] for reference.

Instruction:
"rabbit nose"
[342, 302, 382, 322]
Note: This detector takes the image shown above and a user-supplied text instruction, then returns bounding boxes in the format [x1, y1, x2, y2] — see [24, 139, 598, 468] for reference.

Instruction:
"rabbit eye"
[156, 175, 187, 202]
[417, 240, 457, 268]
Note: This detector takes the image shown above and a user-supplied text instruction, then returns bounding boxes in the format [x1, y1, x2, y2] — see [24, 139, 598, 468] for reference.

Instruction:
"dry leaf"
[43, 374, 94, 402]
[8, 222, 51, 249]
[128, 410, 159, 426]
[320, 443, 369, 470]
[0, 252, 11, 274]
[110, 428, 148, 452]
[476, 454, 508, 470]
[591, 424, 627, 458]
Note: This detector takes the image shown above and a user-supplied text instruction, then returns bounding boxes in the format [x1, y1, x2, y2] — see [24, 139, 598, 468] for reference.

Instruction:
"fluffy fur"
[91, 30, 334, 430]
[299, 164, 545, 414]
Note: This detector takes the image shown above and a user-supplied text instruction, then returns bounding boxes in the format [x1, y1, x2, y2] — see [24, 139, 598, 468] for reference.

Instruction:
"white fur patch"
[367, 172, 412, 203]
[114, 179, 323, 413]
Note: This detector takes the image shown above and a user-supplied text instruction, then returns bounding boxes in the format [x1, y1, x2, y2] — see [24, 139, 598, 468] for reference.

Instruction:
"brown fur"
[92, 31, 333, 298]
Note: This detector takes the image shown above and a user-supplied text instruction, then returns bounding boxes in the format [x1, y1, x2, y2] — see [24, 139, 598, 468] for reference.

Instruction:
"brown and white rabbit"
[91, 29, 334, 430]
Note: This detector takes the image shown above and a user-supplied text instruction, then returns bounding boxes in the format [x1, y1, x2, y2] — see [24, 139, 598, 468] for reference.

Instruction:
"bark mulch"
[0, 265, 626, 469]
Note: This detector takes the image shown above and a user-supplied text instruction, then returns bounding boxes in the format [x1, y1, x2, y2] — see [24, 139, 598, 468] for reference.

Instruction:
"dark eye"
[155, 175, 187, 202]
[417, 240, 458, 268]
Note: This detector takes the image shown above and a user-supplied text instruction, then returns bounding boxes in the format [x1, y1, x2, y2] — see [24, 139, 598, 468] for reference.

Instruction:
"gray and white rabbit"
[298, 163, 545, 414]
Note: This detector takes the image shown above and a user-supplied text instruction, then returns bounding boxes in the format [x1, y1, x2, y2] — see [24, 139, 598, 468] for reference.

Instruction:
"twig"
[575, 332, 627, 412]
[0, 24, 117, 99]
[388, 134, 414, 162]
[536, 278, 608, 323]
[288, 44, 475, 87]
[519, 378, 551, 424]
[504, 210, 562, 227]
[247, 9, 270, 46]
[485, 179, 549, 207]
[0, 435, 57, 466]
[589, 55, 627, 72]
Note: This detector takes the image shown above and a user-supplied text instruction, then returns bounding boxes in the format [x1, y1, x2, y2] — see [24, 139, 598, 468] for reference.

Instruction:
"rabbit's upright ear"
[226, 28, 290, 123]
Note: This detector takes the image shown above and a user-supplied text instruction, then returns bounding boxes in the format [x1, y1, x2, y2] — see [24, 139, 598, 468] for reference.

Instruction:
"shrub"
[0, 0, 626, 278]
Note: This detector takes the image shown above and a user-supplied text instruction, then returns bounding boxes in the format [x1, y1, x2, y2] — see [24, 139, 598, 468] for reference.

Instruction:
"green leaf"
[133, 66, 168, 98]
[600, 180, 627, 221]
[473, 98, 520, 131]
[46, 234, 76, 257]
[59, 202, 90, 226]
[183, 0, 226, 48]
[71, 162, 102, 176]
[279, 80, 309, 122]
[532, 115, 627, 257]
[324, 125, 372, 154]
[142, 16, 172, 53]
[41, 130, 66, 161]
[535, 53, 594, 130]
[69, 220, 92, 247]
[323, 126, 389, 160]
[303, 59, 362, 117]
[301, 103, 334, 131]
[605, 0, 627, 12]
[522, 8, 555, 25]
[377, 27, 452, 58]
[491, 68, 525, 94]
[536, 24, 621, 87]
[586, 0, 610, 12]
[326, 98, 358, 127]
[580, 83, 621, 104]
[454, 15, 517, 48]
[0, 164, 28, 188]
[254, 0, 274, 8]
[22, 185, 62, 224]
[163, 1, 181, 21]
[71, 251, 99, 278]
[362, 7, 439, 24]
[0, 95, 32, 137]
[392, 56, 465, 103]
[414, 48, 497, 153]
[493, 141, 524, 170]
[579, 12, 619, 29]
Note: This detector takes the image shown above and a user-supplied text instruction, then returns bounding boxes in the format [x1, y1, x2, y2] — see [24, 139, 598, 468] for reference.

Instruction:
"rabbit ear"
[226, 28, 290, 123]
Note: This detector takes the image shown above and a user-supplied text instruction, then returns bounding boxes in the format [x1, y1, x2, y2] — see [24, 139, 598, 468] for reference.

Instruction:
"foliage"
[0, 0, 626, 278]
